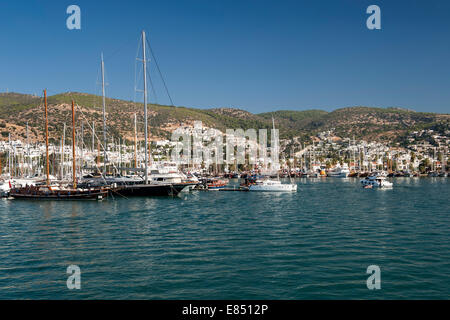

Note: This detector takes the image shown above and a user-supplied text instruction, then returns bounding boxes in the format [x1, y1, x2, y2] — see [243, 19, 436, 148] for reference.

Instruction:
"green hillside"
[0, 92, 448, 144]
[0, 92, 41, 116]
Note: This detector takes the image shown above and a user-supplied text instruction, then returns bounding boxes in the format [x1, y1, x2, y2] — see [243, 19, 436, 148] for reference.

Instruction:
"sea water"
[0, 178, 448, 299]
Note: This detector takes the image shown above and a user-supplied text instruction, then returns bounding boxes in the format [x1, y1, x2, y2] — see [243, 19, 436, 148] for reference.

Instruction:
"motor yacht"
[360, 172, 393, 188]
[327, 164, 350, 177]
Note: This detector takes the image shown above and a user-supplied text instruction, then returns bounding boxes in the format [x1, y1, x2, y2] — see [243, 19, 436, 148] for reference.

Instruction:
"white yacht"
[361, 172, 393, 188]
[148, 162, 199, 185]
[147, 163, 199, 191]
[150, 169, 184, 183]
[249, 179, 297, 192]
[327, 164, 350, 177]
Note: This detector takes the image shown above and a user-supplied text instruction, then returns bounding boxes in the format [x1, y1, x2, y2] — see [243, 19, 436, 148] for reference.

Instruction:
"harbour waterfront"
[0, 178, 449, 299]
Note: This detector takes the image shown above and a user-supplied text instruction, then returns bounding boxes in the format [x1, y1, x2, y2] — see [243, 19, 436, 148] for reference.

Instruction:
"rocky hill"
[0, 92, 448, 145]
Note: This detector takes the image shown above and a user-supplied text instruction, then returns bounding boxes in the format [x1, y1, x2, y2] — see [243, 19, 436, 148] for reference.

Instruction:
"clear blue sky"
[1, 0, 450, 113]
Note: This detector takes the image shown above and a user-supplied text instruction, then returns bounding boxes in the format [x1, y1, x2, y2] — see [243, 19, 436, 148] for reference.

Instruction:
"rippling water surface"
[0, 178, 449, 299]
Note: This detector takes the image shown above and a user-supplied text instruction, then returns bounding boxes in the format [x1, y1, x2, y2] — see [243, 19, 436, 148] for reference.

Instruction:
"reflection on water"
[0, 178, 449, 299]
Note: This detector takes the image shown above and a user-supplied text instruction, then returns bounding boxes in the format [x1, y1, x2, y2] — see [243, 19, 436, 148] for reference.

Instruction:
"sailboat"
[9, 92, 109, 200]
[248, 117, 297, 192]
[103, 31, 195, 197]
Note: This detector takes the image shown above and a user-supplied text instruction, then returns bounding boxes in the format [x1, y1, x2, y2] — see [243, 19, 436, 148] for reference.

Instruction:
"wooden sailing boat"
[9, 92, 109, 200]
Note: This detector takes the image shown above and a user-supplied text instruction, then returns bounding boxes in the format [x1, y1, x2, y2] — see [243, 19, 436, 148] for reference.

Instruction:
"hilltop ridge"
[0, 92, 448, 144]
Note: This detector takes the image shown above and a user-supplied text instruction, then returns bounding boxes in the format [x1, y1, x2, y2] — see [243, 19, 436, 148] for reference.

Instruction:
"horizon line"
[1, 90, 449, 115]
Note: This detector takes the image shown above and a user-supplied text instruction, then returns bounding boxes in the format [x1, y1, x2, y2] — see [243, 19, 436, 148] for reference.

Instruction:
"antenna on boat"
[44, 89, 50, 186]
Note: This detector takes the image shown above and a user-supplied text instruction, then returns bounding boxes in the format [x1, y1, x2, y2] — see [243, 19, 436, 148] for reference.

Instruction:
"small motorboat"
[206, 178, 228, 190]
[195, 178, 228, 190]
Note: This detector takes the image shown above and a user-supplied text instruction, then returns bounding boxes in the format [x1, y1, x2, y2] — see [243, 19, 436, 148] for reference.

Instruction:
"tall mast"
[44, 89, 50, 186]
[80, 121, 84, 176]
[62, 123, 66, 180]
[71, 100, 77, 189]
[119, 137, 122, 171]
[272, 115, 277, 172]
[97, 141, 100, 168]
[60, 137, 63, 180]
[101, 53, 107, 176]
[142, 30, 149, 183]
[26, 121, 30, 176]
[92, 122, 95, 153]
[134, 113, 137, 168]
[271, 116, 280, 179]
[433, 147, 436, 171]
[352, 135, 355, 171]
[8, 132, 11, 177]
[13, 142, 15, 177]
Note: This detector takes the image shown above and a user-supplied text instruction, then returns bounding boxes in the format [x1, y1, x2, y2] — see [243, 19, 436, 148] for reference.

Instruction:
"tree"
[418, 158, 431, 173]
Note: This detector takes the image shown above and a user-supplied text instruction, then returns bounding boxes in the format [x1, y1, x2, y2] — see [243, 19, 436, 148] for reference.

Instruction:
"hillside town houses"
[0, 124, 449, 177]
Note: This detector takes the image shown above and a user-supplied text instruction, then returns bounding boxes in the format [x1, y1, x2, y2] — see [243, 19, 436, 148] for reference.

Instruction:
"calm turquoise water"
[0, 178, 449, 299]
